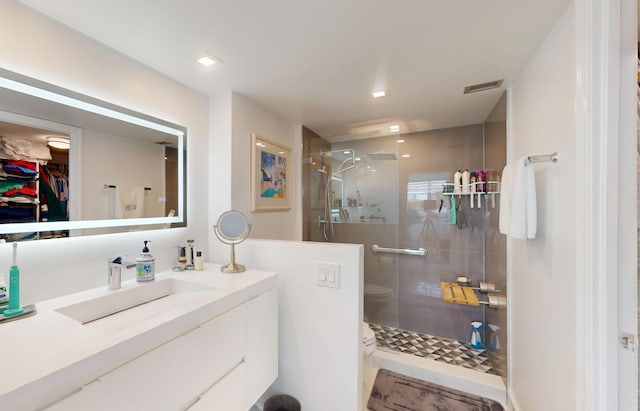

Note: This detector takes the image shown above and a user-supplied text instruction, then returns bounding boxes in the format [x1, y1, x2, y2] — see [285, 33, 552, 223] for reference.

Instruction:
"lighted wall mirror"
[0, 68, 186, 241]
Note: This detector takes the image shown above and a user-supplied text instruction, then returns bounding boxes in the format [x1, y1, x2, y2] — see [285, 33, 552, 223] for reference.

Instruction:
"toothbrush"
[4, 242, 24, 318]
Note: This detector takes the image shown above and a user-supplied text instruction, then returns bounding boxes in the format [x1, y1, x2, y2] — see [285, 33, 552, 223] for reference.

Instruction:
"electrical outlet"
[317, 262, 340, 288]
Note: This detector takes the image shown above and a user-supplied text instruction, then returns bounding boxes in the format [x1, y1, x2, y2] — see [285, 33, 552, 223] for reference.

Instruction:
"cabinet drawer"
[100, 304, 246, 411]
[42, 381, 100, 411]
[246, 288, 278, 408]
[187, 363, 246, 411]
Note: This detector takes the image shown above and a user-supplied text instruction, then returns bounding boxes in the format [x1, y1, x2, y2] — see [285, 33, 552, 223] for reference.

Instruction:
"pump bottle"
[136, 240, 155, 282]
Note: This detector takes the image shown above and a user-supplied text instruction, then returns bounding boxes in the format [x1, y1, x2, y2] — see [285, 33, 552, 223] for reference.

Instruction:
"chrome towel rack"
[524, 152, 558, 166]
[104, 184, 152, 191]
[372, 244, 427, 257]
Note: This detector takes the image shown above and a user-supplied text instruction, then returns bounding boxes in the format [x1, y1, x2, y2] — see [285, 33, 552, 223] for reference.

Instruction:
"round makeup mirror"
[213, 210, 251, 273]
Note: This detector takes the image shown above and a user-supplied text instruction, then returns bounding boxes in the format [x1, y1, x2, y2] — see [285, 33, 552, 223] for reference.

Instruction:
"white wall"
[238, 239, 363, 411]
[81, 130, 165, 221]
[208, 92, 301, 264]
[0, 1, 210, 303]
[231, 92, 299, 240]
[507, 3, 576, 410]
[208, 89, 233, 263]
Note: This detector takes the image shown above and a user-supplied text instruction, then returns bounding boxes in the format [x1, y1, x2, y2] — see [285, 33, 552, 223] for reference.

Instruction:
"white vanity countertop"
[0, 263, 277, 409]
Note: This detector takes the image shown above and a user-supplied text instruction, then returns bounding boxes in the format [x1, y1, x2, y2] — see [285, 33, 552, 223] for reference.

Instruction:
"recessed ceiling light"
[396, 139, 405, 143]
[197, 52, 223, 67]
[197, 56, 216, 67]
[402, 154, 411, 158]
[372, 91, 386, 98]
[389, 125, 400, 132]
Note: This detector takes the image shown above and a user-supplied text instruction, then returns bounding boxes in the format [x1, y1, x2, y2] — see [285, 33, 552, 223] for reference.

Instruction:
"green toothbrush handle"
[3, 265, 23, 317]
[7, 265, 20, 311]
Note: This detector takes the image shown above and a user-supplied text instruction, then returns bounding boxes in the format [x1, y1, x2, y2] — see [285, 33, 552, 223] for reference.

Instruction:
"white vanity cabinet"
[33, 272, 278, 411]
[99, 303, 247, 411]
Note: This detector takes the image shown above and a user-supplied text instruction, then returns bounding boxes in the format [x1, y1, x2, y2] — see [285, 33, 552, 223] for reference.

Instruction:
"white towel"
[499, 157, 537, 239]
[115, 186, 145, 219]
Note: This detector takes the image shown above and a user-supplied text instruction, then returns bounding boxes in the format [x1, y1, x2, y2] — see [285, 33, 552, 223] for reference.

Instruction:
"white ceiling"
[19, 0, 571, 140]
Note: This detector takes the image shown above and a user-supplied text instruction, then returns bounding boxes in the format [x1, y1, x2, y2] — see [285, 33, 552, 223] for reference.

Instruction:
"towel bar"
[524, 152, 558, 166]
[104, 184, 152, 191]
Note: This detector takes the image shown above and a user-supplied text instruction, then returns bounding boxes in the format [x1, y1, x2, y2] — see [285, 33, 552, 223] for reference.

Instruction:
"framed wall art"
[251, 133, 291, 211]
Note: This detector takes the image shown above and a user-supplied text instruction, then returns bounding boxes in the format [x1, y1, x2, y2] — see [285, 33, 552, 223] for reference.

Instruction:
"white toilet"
[363, 282, 393, 324]
[364, 282, 393, 299]
[362, 322, 377, 357]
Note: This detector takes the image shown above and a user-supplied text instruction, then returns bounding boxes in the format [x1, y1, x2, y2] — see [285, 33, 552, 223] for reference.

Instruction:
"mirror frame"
[215, 210, 251, 242]
[0, 68, 187, 235]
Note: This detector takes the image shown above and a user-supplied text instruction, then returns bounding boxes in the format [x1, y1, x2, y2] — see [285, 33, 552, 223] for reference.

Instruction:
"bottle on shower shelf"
[486, 170, 494, 192]
[461, 169, 470, 194]
[470, 321, 484, 350]
[470, 172, 477, 193]
[453, 170, 462, 194]
[477, 170, 486, 192]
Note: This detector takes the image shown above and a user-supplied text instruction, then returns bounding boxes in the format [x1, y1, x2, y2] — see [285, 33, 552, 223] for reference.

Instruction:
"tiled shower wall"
[302, 126, 331, 242]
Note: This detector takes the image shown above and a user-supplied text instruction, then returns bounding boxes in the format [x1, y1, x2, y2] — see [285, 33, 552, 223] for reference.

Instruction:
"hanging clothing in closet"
[40, 165, 68, 222]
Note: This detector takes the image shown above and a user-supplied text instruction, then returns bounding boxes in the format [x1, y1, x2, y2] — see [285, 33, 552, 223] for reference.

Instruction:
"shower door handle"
[371, 244, 427, 256]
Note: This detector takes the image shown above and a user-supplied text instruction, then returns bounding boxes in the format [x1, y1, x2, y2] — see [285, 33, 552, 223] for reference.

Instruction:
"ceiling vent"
[463, 80, 503, 94]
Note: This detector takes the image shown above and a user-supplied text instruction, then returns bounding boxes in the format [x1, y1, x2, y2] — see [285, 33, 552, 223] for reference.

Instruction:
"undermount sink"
[55, 278, 214, 324]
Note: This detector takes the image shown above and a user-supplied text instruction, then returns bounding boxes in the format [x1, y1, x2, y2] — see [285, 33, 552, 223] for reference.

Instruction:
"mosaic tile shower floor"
[369, 322, 496, 375]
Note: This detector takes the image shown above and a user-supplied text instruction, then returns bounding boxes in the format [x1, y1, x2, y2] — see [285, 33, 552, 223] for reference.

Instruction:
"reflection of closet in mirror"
[0, 111, 72, 241]
[0, 67, 186, 238]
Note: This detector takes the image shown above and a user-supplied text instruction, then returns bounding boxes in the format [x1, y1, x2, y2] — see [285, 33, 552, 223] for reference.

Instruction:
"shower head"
[323, 148, 359, 174]
[334, 158, 357, 174]
[366, 152, 397, 161]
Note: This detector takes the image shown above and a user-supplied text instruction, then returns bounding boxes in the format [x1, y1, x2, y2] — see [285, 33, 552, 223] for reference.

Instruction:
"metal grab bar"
[371, 244, 427, 257]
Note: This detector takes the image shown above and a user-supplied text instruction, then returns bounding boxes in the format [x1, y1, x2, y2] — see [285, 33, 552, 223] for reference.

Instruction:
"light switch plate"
[317, 262, 340, 288]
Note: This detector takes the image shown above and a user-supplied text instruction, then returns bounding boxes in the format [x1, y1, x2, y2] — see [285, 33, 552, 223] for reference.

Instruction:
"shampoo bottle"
[136, 241, 155, 282]
[453, 170, 462, 194]
[461, 169, 470, 194]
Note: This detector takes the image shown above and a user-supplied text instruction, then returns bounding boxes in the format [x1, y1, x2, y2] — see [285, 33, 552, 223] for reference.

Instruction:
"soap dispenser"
[136, 241, 155, 282]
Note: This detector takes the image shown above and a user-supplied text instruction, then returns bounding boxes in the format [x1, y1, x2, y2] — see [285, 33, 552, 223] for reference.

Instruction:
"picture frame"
[251, 133, 291, 211]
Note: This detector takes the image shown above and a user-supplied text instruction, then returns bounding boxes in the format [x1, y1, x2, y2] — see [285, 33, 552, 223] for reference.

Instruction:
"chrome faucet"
[108, 256, 136, 290]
